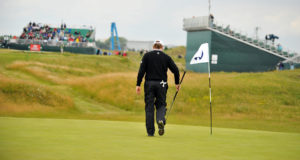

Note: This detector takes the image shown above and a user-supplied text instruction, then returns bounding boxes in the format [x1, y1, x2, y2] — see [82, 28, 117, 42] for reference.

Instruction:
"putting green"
[0, 117, 299, 160]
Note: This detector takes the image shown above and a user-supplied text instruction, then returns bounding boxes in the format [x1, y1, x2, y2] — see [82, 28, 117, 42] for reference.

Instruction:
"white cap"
[153, 40, 164, 46]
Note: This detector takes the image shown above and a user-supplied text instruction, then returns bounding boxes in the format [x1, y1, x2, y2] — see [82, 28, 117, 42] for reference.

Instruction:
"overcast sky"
[0, 0, 299, 53]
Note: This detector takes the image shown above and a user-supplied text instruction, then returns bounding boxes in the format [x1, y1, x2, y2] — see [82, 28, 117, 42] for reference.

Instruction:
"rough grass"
[165, 46, 186, 56]
[0, 75, 74, 114]
[0, 49, 299, 133]
[0, 75, 73, 107]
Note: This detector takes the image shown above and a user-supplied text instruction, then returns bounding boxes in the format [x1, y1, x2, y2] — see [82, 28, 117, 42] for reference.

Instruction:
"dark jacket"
[136, 50, 180, 86]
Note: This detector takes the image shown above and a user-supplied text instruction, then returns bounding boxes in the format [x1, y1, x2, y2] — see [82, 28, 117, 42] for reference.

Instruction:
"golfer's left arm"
[168, 56, 180, 91]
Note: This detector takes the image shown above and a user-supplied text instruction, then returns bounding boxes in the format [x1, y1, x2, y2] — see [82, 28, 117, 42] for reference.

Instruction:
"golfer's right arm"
[136, 56, 146, 94]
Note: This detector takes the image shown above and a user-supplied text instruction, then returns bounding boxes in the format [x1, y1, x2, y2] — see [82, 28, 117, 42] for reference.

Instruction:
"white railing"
[284, 54, 300, 63]
[9, 39, 96, 48]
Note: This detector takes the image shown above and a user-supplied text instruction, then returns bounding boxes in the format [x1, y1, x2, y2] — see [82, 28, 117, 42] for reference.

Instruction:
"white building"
[126, 40, 153, 51]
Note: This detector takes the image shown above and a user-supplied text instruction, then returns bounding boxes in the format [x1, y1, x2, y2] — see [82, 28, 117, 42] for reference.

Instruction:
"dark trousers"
[144, 81, 168, 135]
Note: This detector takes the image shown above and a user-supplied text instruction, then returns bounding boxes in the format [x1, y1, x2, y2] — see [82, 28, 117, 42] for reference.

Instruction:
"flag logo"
[190, 43, 209, 64]
[194, 51, 204, 61]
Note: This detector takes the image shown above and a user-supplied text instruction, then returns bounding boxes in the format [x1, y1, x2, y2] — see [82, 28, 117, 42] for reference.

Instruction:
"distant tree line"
[96, 37, 127, 50]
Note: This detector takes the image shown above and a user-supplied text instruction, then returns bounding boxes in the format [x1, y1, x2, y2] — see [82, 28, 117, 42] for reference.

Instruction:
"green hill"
[0, 49, 299, 132]
[164, 46, 186, 56]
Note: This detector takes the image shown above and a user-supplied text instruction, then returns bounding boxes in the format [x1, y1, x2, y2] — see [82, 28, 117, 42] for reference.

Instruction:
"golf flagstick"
[208, 56, 212, 135]
[189, 42, 212, 135]
[166, 71, 186, 121]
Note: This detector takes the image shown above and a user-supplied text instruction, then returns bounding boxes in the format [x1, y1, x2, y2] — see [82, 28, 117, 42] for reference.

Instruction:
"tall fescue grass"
[165, 46, 186, 56]
[0, 75, 74, 114]
[0, 49, 299, 132]
[176, 71, 300, 120]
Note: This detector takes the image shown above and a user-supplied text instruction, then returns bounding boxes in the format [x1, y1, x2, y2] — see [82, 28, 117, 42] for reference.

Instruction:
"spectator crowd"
[20, 22, 93, 43]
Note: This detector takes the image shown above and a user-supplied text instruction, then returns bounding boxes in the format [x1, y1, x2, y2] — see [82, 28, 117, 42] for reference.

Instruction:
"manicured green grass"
[0, 117, 299, 160]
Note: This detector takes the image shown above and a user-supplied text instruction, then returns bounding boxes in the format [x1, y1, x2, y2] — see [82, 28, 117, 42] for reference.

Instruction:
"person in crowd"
[265, 35, 269, 41]
[96, 48, 103, 55]
[140, 50, 143, 56]
[209, 14, 214, 27]
[279, 61, 284, 70]
[277, 44, 283, 52]
[290, 62, 294, 70]
[86, 30, 92, 38]
[267, 34, 279, 44]
[19, 22, 95, 44]
[68, 36, 74, 42]
[20, 32, 26, 39]
[28, 31, 33, 39]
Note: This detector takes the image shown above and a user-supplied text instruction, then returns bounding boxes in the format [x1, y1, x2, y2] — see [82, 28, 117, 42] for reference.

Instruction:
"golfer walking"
[136, 40, 180, 136]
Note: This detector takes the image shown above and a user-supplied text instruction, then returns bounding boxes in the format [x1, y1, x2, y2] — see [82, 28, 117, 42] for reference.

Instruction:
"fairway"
[0, 117, 299, 160]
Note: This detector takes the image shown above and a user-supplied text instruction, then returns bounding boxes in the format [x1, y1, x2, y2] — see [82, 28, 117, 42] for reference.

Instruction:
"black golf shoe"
[148, 134, 154, 137]
[158, 120, 164, 136]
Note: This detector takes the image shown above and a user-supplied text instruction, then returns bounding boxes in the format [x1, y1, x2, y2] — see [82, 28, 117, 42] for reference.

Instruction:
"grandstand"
[8, 22, 97, 54]
[183, 16, 299, 72]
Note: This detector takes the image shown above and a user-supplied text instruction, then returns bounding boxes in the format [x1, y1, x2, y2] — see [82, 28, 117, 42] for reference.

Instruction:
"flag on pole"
[190, 43, 209, 64]
[189, 42, 213, 135]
